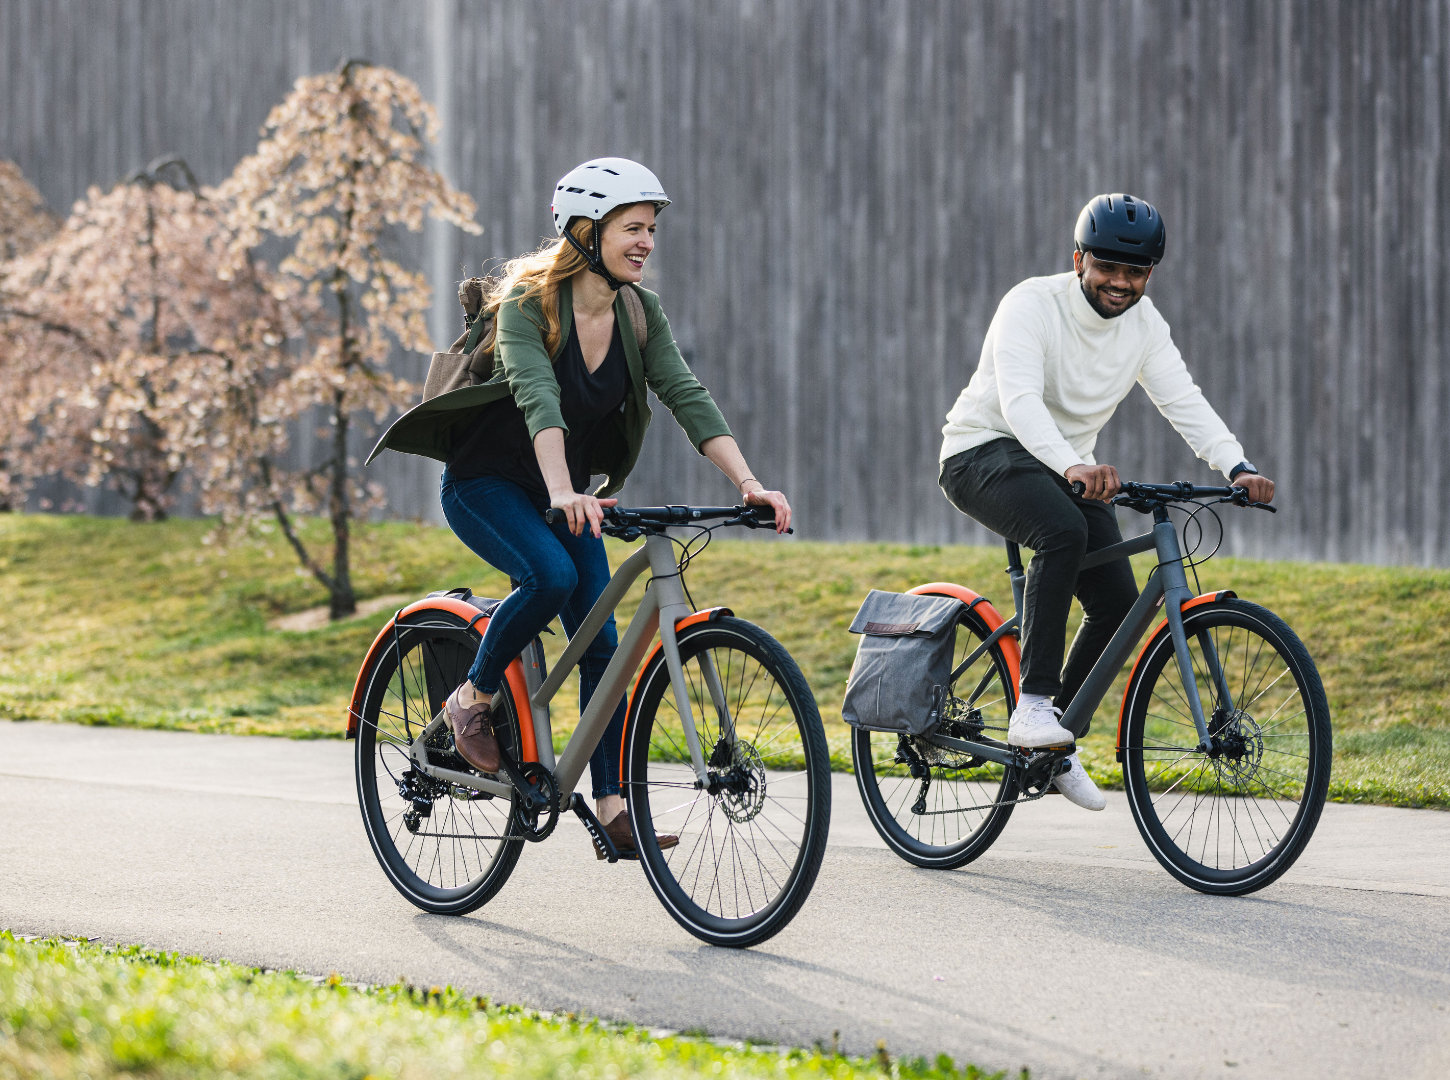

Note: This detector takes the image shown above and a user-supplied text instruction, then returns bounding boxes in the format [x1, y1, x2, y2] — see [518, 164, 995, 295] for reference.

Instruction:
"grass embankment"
[0, 932, 1009, 1080]
[0, 513, 1446, 807]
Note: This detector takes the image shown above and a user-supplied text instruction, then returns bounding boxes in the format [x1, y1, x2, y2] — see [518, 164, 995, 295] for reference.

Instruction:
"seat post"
[1004, 539, 1027, 618]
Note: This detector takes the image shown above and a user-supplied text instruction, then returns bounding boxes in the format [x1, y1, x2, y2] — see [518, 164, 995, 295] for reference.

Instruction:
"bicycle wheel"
[355, 610, 525, 914]
[625, 617, 830, 948]
[1122, 598, 1331, 895]
[852, 597, 1019, 868]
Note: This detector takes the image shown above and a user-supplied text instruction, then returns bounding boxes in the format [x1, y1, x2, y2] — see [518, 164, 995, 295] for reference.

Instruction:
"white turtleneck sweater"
[940, 272, 1245, 479]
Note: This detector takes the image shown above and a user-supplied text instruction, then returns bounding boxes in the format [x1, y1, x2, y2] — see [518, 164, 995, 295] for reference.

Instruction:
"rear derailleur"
[398, 768, 448, 833]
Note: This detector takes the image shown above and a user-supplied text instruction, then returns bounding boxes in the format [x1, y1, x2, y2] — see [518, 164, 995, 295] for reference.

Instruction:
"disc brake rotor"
[1213, 709, 1265, 787]
[714, 740, 767, 824]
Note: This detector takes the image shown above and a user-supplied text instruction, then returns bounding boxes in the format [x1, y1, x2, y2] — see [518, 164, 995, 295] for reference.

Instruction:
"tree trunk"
[328, 385, 355, 619]
[327, 274, 357, 621]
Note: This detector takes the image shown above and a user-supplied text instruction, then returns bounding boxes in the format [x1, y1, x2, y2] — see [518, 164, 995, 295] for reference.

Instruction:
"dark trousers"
[440, 471, 626, 799]
[939, 438, 1138, 735]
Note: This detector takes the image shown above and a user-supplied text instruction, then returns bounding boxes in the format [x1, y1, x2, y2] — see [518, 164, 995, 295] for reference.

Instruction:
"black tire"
[852, 598, 1019, 869]
[354, 610, 525, 915]
[625, 617, 830, 948]
[1122, 598, 1331, 895]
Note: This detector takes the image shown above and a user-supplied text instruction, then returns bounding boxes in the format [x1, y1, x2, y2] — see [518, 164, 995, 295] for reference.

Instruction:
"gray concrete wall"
[4, 1, 1447, 563]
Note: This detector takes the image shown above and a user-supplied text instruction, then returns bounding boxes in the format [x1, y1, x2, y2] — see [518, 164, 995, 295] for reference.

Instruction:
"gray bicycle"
[852, 480, 1332, 895]
[348, 503, 830, 947]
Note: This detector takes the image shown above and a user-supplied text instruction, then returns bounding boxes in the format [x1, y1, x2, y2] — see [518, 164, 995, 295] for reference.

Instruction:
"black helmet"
[1074, 193, 1165, 266]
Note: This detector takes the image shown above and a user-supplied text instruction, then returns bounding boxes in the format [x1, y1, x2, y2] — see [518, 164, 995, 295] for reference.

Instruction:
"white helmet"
[550, 157, 669, 235]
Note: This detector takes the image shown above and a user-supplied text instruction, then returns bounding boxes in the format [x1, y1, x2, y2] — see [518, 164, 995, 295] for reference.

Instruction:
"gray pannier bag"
[842, 590, 965, 735]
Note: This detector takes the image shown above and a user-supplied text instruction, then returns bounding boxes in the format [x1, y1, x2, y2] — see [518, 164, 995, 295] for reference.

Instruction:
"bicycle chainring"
[513, 761, 560, 842]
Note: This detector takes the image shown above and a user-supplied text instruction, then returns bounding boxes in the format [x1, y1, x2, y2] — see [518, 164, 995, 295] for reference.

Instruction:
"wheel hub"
[1208, 708, 1265, 786]
[708, 739, 767, 823]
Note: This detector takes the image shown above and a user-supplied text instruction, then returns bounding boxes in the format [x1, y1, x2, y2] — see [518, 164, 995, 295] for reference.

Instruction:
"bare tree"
[218, 60, 479, 619]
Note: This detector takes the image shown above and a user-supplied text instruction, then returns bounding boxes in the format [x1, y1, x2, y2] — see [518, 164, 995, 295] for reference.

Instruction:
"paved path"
[1, 720, 1447, 1079]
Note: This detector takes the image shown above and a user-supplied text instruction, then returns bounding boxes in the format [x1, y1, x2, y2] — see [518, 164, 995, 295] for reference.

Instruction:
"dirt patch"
[268, 594, 412, 633]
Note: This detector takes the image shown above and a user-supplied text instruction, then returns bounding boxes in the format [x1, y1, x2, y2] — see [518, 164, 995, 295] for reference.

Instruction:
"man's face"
[1074, 250, 1153, 319]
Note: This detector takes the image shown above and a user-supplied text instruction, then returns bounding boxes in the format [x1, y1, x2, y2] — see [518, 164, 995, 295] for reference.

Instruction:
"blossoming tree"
[0, 159, 298, 521]
[219, 60, 479, 619]
[0, 162, 60, 509]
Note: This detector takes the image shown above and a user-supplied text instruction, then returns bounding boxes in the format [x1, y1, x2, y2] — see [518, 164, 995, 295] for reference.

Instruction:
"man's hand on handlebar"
[1231, 473, 1275, 505]
[1065, 463, 1122, 502]
[742, 484, 792, 535]
[548, 490, 618, 538]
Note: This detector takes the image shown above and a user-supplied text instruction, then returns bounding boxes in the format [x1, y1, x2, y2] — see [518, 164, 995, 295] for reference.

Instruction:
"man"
[938, 193, 1274, 810]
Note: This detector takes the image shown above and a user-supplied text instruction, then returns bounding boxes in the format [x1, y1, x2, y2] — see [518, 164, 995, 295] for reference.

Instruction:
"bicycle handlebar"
[1070, 479, 1276, 513]
[543, 504, 789, 534]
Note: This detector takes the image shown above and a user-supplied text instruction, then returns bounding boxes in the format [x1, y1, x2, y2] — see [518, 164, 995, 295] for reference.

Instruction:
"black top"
[448, 317, 629, 510]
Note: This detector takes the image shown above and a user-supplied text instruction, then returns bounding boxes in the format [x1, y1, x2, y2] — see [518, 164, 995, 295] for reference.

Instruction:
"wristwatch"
[1228, 461, 1259, 481]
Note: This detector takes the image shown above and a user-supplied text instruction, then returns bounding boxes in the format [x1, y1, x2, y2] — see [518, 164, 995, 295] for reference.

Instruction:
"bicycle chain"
[910, 785, 1053, 815]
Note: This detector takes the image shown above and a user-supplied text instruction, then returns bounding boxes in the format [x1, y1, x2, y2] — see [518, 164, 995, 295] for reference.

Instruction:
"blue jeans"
[439, 471, 626, 799]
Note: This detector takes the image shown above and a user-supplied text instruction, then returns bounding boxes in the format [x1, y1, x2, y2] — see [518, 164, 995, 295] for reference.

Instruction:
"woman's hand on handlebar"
[1065, 463, 1122, 502]
[742, 484, 792, 534]
[549, 490, 618, 538]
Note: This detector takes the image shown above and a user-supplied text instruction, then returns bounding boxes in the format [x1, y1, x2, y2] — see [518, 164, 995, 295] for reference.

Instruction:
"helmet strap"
[563, 218, 626, 291]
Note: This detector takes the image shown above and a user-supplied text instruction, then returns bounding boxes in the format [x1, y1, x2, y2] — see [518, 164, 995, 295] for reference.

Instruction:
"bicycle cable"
[1143, 498, 1226, 596]
[641, 522, 715, 611]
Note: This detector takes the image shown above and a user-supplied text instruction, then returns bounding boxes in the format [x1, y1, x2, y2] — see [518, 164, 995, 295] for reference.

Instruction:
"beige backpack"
[422, 277, 649, 402]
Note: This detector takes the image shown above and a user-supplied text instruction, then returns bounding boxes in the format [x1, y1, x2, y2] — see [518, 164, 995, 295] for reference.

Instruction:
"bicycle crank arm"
[568, 794, 639, 863]
[492, 745, 553, 814]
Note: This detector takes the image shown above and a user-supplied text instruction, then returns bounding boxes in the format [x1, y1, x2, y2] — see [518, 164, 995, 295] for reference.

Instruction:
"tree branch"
[260, 456, 338, 594]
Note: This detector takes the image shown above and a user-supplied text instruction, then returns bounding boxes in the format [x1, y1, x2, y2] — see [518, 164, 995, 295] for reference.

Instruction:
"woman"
[380, 157, 790, 857]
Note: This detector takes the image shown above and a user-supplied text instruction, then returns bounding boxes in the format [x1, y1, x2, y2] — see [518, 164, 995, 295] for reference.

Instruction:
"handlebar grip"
[1070, 481, 1086, 497]
[543, 509, 557, 525]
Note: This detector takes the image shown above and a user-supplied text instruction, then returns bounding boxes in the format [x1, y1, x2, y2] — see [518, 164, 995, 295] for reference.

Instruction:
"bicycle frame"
[919, 505, 1231, 770]
[402, 531, 728, 806]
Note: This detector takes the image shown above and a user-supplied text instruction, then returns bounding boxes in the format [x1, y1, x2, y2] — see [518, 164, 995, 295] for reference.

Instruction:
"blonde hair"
[482, 206, 631, 358]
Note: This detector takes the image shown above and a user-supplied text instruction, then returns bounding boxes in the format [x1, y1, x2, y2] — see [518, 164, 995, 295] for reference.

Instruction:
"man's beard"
[1080, 280, 1141, 320]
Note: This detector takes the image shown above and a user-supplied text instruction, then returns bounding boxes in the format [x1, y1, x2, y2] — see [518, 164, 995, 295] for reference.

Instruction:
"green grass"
[0, 931, 1011, 1079]
[0, 513, 1446, 806]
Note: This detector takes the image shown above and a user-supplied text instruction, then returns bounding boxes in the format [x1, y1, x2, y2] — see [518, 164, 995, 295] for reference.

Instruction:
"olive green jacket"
[366, 280, 732, 497]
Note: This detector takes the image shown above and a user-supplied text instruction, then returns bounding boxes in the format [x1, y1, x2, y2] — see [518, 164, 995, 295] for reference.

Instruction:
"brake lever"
[735, 508, 794, 534]
[1219, 492, 1277, 513]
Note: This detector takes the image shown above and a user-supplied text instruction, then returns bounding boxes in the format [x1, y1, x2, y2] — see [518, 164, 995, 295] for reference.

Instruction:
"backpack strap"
[462, 312, 493, 354]
[620, 285, 649, 354]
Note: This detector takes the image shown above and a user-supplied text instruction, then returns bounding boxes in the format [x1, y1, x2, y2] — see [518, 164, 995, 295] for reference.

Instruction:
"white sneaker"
[1052, 751, 1106, 811]
[1006, 697, 1075, 748]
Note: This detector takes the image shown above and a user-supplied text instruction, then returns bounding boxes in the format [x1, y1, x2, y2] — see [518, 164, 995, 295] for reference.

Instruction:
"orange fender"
[907, 582, 1022, 694]
[1115, 590, 1237, 756]
[619, 606, 735, 778]
[345, 597, 537, 763]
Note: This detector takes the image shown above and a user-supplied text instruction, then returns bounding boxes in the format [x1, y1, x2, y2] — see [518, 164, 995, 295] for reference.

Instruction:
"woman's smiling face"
[599, 203, 657, 284]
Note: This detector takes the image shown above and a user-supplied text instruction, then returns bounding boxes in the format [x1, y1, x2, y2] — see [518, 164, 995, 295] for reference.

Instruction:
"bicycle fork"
[648, 537, 736, 788]
[1151, 509, 1227, 753]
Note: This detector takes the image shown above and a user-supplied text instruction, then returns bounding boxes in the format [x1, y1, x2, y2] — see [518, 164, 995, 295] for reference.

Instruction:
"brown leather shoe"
[596, 811, 679, 860]
[445, 685, 500, 774]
